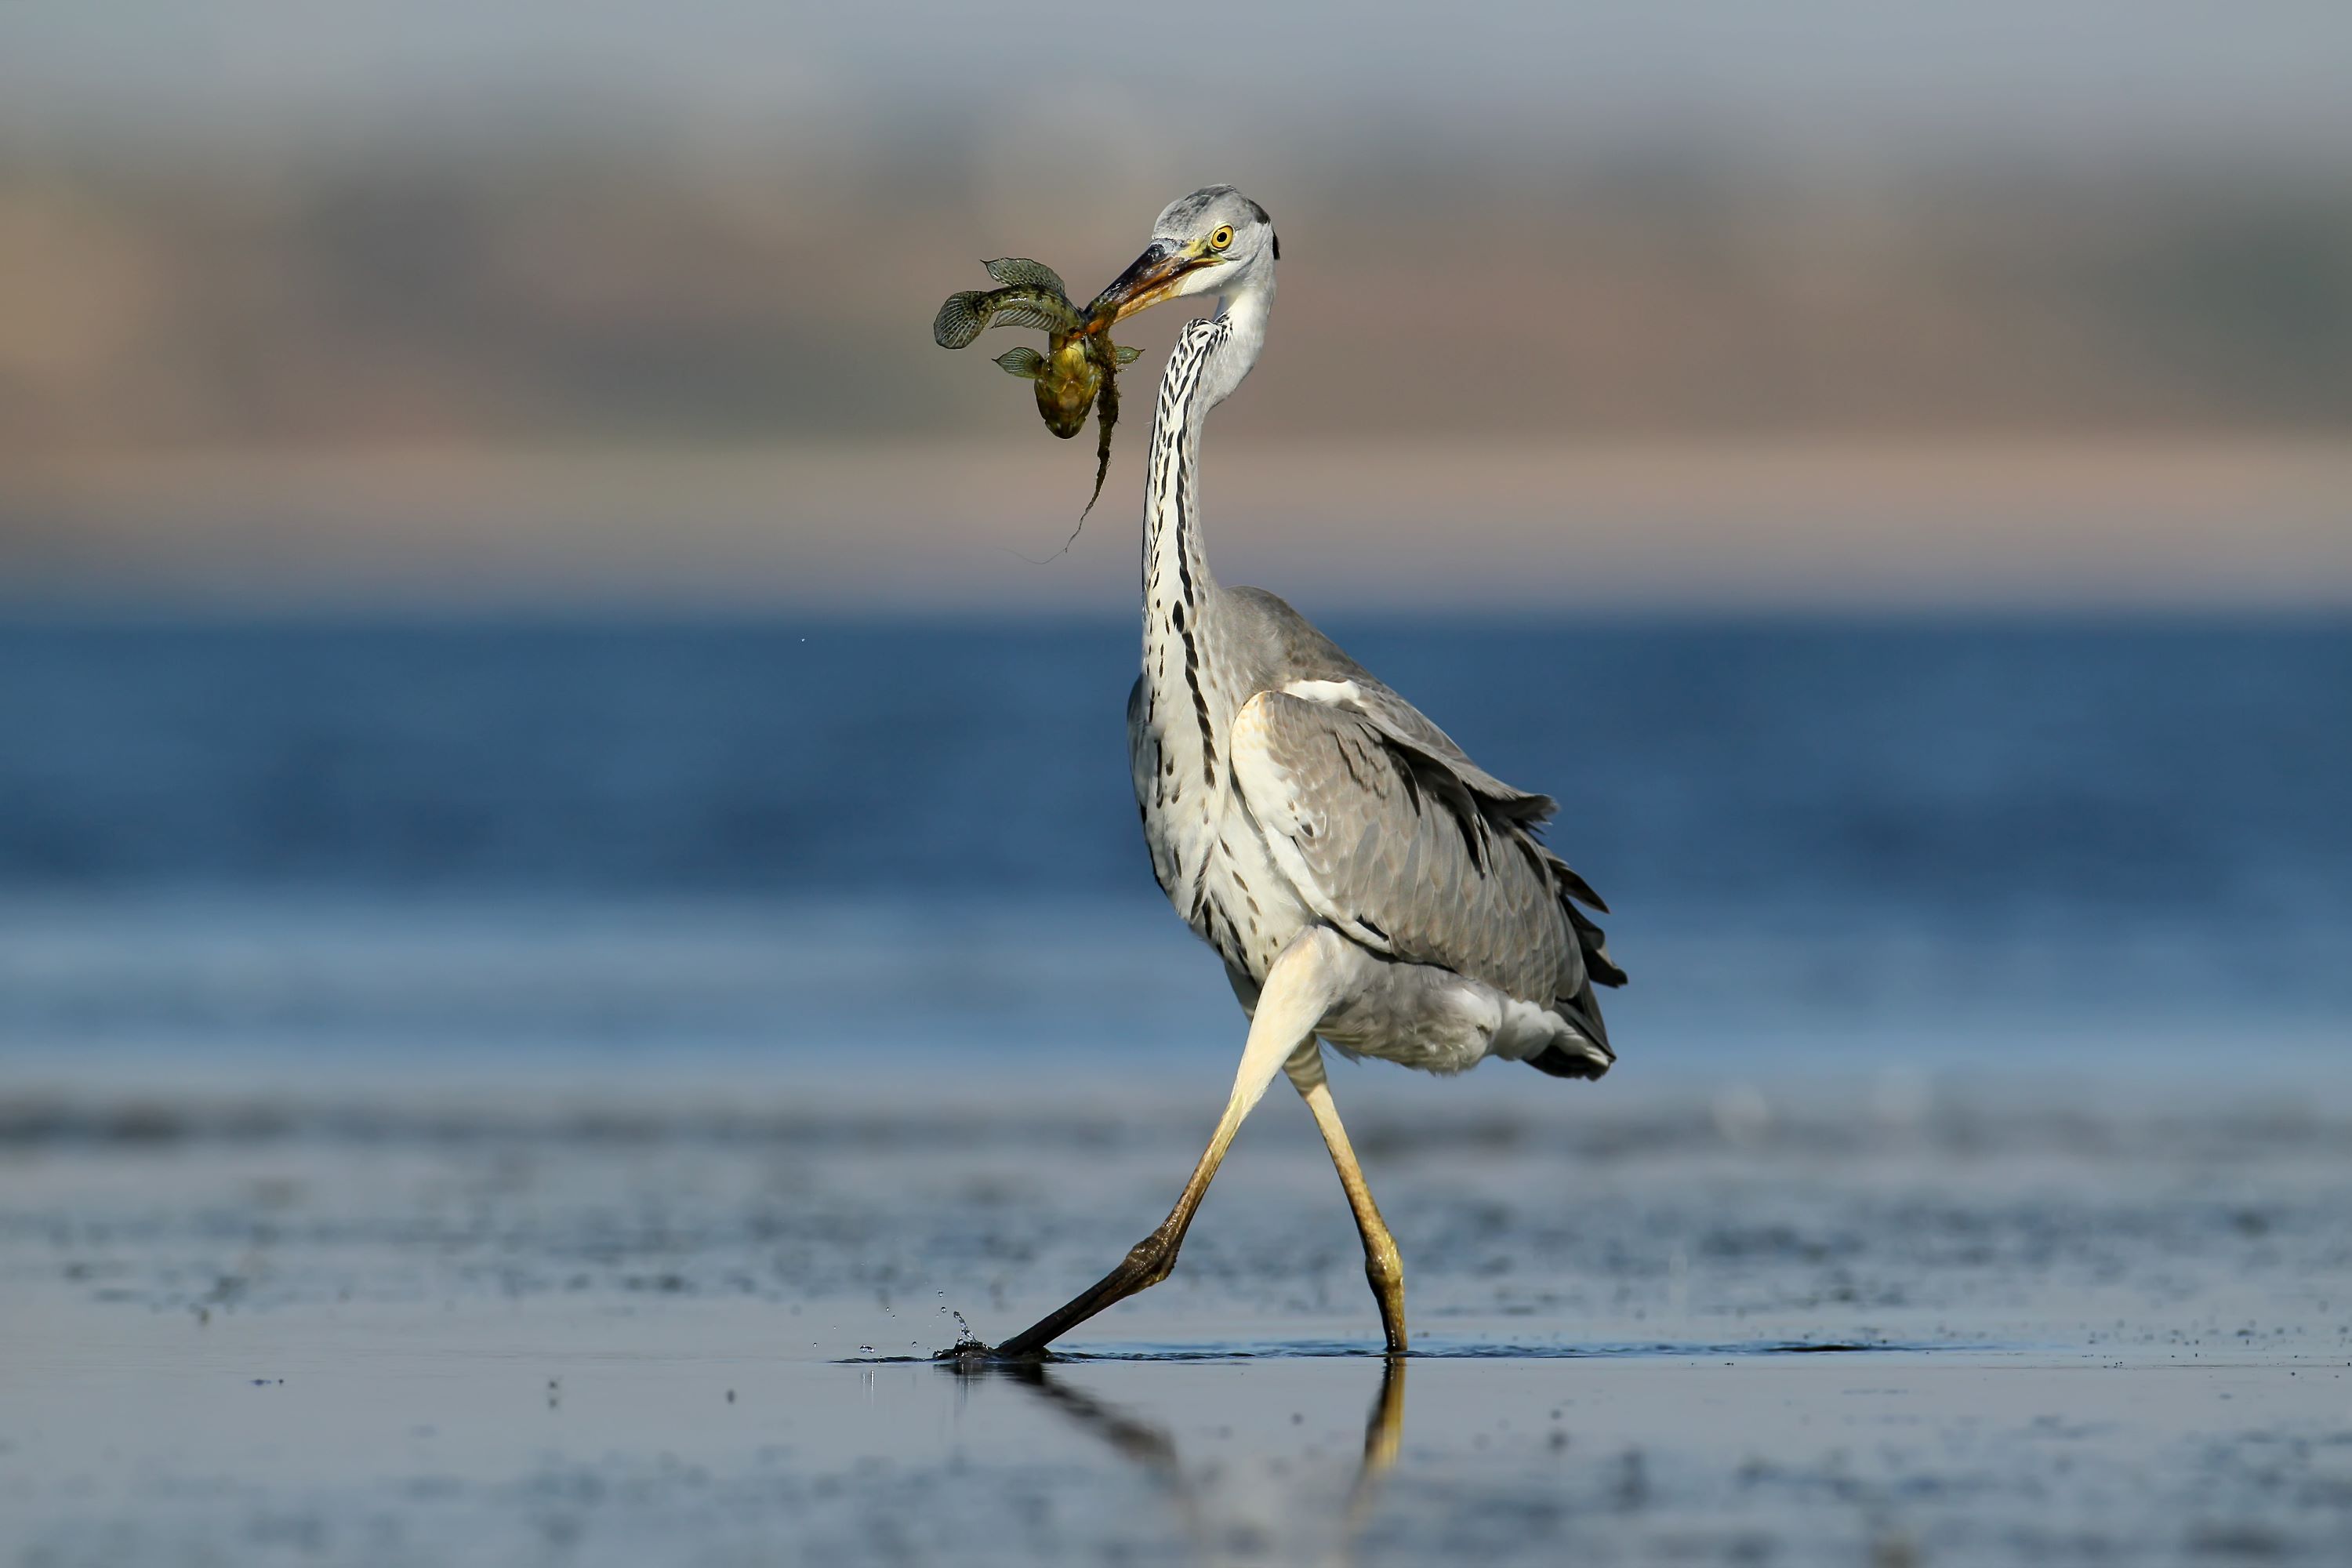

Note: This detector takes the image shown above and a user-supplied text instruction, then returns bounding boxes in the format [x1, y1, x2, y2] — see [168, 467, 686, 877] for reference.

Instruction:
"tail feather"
[1527, 989, 1614, 1080]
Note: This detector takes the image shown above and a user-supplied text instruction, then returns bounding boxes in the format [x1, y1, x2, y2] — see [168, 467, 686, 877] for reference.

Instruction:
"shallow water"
[5, 1084, 2350, 1565]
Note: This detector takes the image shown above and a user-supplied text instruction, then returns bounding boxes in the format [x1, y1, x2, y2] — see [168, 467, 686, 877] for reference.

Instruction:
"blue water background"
[2, 615, 2345, 1092]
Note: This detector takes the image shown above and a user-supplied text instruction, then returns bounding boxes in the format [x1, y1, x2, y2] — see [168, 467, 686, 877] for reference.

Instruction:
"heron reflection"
[946, 1355, 1407, 1562]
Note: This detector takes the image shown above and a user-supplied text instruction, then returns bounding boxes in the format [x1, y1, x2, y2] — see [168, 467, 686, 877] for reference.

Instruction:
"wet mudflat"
[4, 1080, 2350, 1566]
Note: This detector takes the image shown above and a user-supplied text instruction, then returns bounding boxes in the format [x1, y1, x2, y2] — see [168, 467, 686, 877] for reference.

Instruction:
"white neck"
[1136, 261, 1275, 795]
[1138, 263, 1276, 612]
[1200, 262, 1274, 410]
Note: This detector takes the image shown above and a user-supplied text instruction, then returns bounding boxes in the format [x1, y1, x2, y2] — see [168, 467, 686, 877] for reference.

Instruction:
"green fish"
[933, 258, 1141, 521]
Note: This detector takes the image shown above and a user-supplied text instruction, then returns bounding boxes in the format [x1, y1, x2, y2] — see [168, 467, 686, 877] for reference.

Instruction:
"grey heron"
[984, 186, 1625, 1358]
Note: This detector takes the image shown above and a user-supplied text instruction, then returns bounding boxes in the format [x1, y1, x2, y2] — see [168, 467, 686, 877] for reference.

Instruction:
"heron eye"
[1209, 225, 1234, 251]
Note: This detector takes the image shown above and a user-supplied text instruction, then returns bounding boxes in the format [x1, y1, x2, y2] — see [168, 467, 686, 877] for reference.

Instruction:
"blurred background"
[2, 0, 2347, 1102]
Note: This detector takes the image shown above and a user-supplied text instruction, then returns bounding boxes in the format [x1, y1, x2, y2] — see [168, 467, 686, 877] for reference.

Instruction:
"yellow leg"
[993, 929, 1353, 1357]
[1287, 1047, 1407, 1355]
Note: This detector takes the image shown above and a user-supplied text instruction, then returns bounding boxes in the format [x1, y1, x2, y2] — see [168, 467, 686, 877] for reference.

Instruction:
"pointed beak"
[1086, 240, 1214, 328]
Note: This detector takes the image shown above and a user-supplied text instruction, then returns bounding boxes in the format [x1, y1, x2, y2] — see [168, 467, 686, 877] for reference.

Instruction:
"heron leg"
[994, 927, 1354, 1356]
[1286, 1047, 1407, 1355]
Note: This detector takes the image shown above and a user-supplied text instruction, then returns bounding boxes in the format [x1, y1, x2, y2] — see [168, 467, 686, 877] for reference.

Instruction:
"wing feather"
[1272, 677, 1555, 826]
[1231, 690, 1586, 1010]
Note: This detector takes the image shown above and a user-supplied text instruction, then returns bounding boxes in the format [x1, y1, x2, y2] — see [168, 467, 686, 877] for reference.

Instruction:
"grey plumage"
[1130, 582, 1621, 1083]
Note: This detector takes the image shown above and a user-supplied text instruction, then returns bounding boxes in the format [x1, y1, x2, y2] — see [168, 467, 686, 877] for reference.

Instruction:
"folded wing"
[1229, 688, 1622, 1027]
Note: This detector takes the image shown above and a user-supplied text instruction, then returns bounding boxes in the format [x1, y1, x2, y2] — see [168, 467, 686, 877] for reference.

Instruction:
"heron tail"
[1526, 982, 1614, 1080]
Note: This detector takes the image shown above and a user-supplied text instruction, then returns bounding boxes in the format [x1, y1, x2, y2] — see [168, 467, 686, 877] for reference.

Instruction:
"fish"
[933, 258, 1142, 524]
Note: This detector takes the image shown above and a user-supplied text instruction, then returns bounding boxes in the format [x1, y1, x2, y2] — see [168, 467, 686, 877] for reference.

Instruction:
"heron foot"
[930, 1340, 1047, 1365]
[991, 1225, 1182, 1356]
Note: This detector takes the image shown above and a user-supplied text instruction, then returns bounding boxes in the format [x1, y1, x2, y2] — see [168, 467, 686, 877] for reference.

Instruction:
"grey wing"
[1127, 675, 1176, 899]
[1218, 585, 1624, 1018]
[1320, 677, 1558, 827]
[1258, 669, 1618, 956]
[1219, 584, 1555, 823]
[1126, 673, 1153, 808]
[1229, 690, 1588, 1011]
[1338, 678, 1621, 982]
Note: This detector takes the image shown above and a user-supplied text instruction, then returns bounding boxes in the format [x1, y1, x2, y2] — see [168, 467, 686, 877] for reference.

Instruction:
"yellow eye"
[1208, 225, 1234, 252]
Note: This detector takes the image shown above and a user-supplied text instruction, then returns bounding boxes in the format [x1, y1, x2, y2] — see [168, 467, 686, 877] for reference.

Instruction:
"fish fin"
[993, 347, 1046, 378]
[1112, 344, 1142, 365]
[984, 258, 1068, 296]
[982, 302, 1069, 332]
[933, 292, 991, 349]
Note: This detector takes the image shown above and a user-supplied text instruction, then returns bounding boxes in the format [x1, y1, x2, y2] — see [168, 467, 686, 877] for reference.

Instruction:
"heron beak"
[1087, 240, 1214, 328]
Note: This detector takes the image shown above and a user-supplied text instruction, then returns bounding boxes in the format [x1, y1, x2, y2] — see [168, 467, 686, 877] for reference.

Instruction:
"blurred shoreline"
[7, 436, 2349, 610]
[5, 142, 2347, 450]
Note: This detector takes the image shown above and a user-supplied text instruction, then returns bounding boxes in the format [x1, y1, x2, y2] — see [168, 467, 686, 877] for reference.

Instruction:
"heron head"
[1088, 186, 1278, 327]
